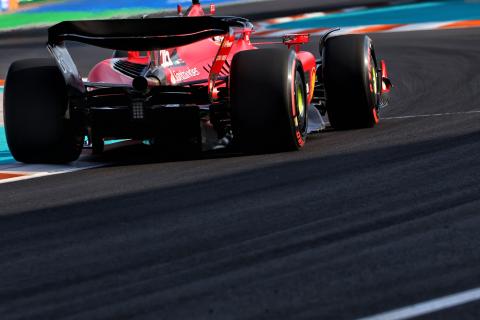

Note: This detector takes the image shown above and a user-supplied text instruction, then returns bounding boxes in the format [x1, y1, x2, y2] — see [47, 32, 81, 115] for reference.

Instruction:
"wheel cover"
[295, 77, 307, 132]
[371, 66, 378, 95]
[368, 48, 380, 124]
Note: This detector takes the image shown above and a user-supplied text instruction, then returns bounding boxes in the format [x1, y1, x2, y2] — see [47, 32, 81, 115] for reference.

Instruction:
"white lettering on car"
[171, 67, 200, 83]
[160, 50, 174, 67]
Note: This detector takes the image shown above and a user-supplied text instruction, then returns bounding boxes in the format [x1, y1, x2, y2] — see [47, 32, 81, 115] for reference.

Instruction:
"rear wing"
[47, 16, 252, 50]
[46, 16, 253, 99]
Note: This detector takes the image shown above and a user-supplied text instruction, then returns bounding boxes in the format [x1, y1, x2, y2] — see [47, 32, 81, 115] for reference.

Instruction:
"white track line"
[0, 158, 106, 184]
[382, 110, 480, 120]
[357, 287, 480, 320]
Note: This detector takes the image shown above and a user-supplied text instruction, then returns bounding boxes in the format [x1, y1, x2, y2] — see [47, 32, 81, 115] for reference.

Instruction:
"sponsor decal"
[153, 49, 186, 68]
[171, 67, 200, 83]
[159, 50, 174, 67]
[212, 36, 224, 45]
[216, 55, 228, 62]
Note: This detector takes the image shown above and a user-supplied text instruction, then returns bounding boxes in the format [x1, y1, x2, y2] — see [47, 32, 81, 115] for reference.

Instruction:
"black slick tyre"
[230, 48, 307, 152]
[323, 34, 380, 129]
[4, 58, 84, 163]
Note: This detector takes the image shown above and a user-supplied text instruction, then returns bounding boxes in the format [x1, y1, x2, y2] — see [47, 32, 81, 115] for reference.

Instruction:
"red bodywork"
[87, 3, 317, 105]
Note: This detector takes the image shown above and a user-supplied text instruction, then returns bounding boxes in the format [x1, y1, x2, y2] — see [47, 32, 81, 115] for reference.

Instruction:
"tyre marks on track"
[382, 110, 480, 120]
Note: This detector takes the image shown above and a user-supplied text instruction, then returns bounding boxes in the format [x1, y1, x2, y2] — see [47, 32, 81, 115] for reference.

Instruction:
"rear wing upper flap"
[48, 16, 253, 51]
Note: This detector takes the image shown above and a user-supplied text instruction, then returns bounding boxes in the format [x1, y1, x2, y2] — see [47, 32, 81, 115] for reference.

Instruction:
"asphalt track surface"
[2, 2, 480, 320]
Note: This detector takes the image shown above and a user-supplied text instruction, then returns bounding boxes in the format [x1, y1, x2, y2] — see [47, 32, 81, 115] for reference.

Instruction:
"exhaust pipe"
[132, 76, 161, 92]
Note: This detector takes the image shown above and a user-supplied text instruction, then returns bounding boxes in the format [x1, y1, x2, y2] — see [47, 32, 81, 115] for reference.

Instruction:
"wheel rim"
[294, 74, 307, 133]
[371, 65, 378, 95]
[368, 48, 380, 124]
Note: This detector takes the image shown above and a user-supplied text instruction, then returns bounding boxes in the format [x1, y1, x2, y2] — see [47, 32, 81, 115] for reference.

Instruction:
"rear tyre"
[323, 34, 380, 129]
[230, 48, 307, 153]
[4, 59, 84, 163]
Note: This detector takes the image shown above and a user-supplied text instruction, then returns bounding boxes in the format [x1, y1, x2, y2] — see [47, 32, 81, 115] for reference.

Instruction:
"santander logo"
[170, 68, 200, 84]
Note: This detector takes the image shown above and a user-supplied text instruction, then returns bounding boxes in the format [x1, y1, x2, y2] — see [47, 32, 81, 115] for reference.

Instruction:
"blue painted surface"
[25, 0, 242, 13]
[0, 127, 14, 165]
[0, 88, 9, 164]
[270, 0, 480, 29]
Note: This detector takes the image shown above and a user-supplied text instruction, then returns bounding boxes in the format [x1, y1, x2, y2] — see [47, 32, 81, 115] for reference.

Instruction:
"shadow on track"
[1, 128, 480, 319]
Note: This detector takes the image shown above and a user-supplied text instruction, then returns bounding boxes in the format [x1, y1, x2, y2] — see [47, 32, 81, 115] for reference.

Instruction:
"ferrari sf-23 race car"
[3, 0, 391, 163]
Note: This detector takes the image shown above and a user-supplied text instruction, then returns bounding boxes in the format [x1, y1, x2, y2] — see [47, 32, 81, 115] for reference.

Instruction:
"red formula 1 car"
[3, 0, 391, 163]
